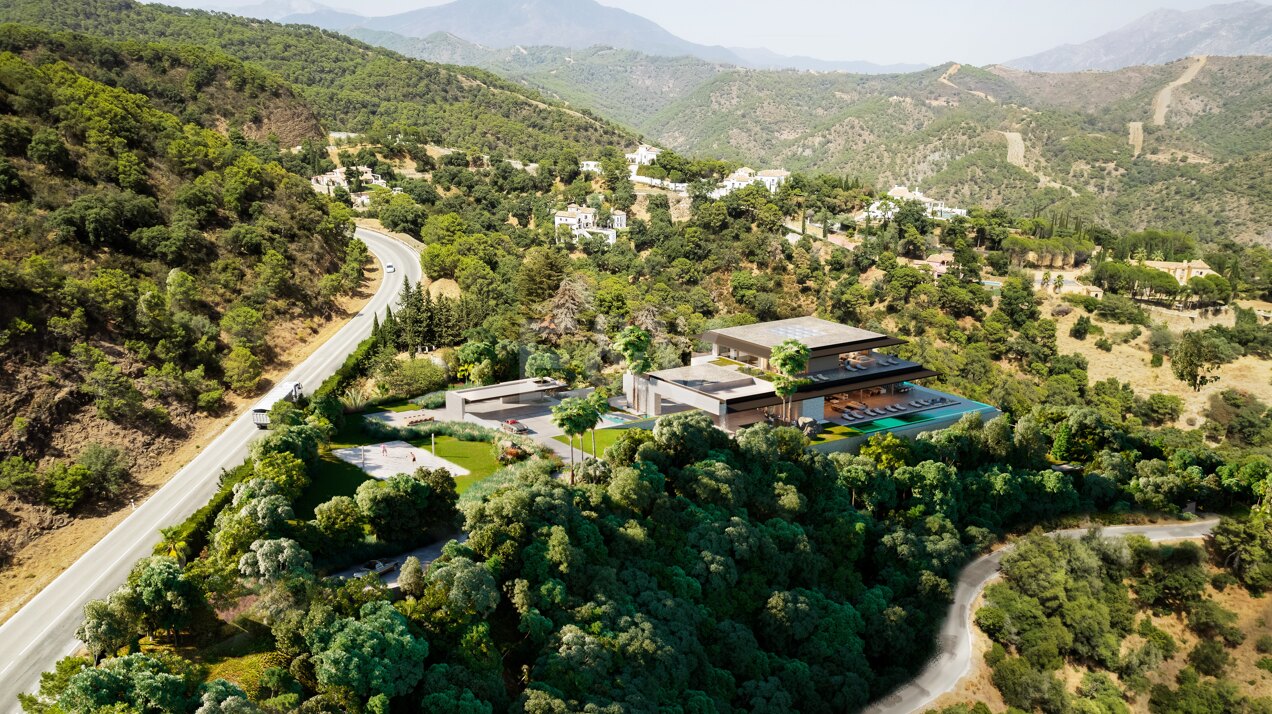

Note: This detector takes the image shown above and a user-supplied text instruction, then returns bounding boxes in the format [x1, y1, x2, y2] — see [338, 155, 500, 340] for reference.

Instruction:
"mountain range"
[1008, 1, 1272, 71]
[185, 0, 928, 73]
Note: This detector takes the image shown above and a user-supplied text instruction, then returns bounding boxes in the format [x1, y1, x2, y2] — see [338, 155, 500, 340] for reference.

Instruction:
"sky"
[195, 0, 1232, 65]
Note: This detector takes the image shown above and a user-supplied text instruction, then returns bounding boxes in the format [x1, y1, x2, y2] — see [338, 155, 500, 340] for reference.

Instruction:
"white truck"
[251, 381, 303, 429]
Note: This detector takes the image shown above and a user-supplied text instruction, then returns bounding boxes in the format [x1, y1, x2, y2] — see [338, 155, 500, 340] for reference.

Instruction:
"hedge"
[313, 333, 380, 400]
[153, 461, 252, 558]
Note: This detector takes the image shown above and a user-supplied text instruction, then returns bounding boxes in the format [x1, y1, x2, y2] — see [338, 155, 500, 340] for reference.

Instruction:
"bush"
[75, 443, 131, 502]
[376, 358, 447, 400]
[1095, 295, 1149, 325]
[1150, 353, 1164, 368]
[1255, 634, 1272, 654]
[412, 390, 449, 409]
[1095, 338, 1113, 352]
[1070, 315, 1092, 340]
[1186, 640, 1230, 677]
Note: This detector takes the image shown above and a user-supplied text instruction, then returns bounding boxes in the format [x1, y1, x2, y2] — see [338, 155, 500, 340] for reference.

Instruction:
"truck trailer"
[251, 381, 303, 429]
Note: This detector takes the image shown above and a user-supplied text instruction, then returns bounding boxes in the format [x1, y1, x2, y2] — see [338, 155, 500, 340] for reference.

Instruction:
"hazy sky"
[202, 0, 1231, 65]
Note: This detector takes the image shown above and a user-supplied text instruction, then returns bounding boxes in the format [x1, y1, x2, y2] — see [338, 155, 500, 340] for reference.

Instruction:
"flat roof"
[647, 363, 775, 400]
[449, 378, 564, 403]
[703, 316, 891, 353]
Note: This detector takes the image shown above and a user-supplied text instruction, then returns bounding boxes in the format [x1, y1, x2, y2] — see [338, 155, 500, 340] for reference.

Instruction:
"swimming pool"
[852, 412, 937, 434]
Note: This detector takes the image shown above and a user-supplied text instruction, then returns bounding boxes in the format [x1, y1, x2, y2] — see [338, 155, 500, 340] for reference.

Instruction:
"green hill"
[0, 23, 362, 531]
[0, 0, 639, 161]
[351, 29, 1272, 242]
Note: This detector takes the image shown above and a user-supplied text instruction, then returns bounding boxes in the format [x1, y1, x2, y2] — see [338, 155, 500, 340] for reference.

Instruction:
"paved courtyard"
[332, 440, 470, 479]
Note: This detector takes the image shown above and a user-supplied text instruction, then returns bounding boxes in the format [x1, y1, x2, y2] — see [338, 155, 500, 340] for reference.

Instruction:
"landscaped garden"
[293, 416, 528, 518]
[553, 419, 656, 456]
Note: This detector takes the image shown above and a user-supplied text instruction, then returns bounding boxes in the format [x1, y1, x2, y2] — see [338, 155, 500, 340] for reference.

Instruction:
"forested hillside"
[0, 25, 363, 560]
[356, 29, 1272, 243]
[0, 0, 639, 162]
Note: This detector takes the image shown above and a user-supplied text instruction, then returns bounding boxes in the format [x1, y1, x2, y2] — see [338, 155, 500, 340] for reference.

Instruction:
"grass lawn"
[295, 455, 372, 519]
[363, 398, 423, 413]
[553, 419, 655, 457]
[408, 435, 501, 494]
[295, 428, 504, 517]
[154, 631, 279, 689]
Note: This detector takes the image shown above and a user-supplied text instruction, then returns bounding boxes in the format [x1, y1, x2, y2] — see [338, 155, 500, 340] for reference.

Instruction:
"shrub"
[1255, 634, 1272, 654]
[75, 443, 131, 502]
[376, 358, 447, 400]
[1186, 640, 1230, 677]
[1070, 315, 1092, 340]
[1095, 338, 1113, 352]
[1150, 353, 1164, 368]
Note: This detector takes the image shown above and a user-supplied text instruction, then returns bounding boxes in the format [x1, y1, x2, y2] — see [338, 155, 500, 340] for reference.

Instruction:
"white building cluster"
[554, 204, 627, 244]
[708, 167, 792, 199]
[310, 166, 396, 207]
[863, 185, 967, 222]
[583, 145, 791, 200]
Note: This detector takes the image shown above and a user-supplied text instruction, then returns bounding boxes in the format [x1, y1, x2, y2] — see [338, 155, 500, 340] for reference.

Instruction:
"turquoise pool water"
[850, 400, 997, 434]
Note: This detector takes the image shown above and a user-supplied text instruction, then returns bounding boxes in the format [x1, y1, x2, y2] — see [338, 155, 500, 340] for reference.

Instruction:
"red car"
[501, 419, 530, 434]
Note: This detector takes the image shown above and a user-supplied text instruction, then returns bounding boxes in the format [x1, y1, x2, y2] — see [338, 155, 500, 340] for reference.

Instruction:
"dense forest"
[0, 25, 364, 559]
[930, 527, 1272, 713]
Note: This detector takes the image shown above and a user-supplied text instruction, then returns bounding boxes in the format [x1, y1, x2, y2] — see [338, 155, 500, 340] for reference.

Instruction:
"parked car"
[500, 419, 530, 434]
[384, 262, 395, 273]
[354, 560, 396, 577]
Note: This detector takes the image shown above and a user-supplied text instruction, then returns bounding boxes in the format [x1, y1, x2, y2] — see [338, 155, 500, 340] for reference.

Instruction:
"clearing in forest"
[1128, 121, 1144, 157]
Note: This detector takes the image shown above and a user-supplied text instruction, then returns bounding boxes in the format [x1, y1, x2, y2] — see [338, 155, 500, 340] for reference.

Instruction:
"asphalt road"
[863, 518, 1218, 714]
[0, 227, 419, 711]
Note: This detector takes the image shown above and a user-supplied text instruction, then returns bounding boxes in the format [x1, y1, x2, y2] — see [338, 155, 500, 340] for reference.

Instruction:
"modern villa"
[625, 316, 997, 449]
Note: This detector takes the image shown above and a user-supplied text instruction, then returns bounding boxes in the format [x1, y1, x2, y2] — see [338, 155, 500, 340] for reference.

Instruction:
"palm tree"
[586, 389, 609, 457]
[159, 526, 189, 566]
[551, 397, 597, 484]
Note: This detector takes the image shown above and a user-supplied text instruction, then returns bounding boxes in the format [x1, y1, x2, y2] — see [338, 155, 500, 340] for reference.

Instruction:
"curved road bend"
[0, 228, 420, 711]
[864, 518, 1218, 714]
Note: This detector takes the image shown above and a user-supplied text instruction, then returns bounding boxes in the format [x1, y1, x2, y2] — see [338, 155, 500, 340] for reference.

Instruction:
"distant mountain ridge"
[1009, 1, 1272, 71]
[261, 0, 925, 73]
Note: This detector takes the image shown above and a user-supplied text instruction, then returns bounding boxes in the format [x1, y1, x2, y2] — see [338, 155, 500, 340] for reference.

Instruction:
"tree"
[769, 339, 810, 423]
[398, 556, 426, 599]
[315, 496, 364, 549]
[308, 600, 428, 702]
[614, 326, 652, 412]
[125, 556, 203, 642]
[219, 305, 266, 349]
[253, 451, 308, 501]
[238, 538, 312, 584]
[1171, 331, 1226, 391]
[77, 593, 135, 663]
[551, 397, 599, 484]
[222, 347, 263, 395]
[525, 350, 560, 379]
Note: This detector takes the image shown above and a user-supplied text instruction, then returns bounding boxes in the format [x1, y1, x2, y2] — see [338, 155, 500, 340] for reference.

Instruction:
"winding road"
[0, 227, 420, 712]
[863, 518, 1218, 714]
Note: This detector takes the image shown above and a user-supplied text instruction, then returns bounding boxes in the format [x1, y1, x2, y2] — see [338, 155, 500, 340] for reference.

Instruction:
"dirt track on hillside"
[1128, 121, 1144, 157]
[1152, 55, 1207, 126]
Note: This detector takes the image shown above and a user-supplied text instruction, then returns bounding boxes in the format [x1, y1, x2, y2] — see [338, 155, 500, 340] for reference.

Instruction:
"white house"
[885, 185, 967, 220]
[611, 210, 627, 230]
[625, 145, 662, 166]
[554, 204, 598, 230]
[309, 165, 387, 196]
[756, 169, 792, 192]
[709, 167, 791, 199]
[580, 161, 602, 174]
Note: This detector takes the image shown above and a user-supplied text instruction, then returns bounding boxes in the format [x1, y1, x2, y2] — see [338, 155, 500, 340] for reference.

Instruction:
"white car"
[384, 262, 396, 273]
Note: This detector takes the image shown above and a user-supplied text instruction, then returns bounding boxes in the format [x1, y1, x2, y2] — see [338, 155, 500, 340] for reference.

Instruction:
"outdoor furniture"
[405, 415, 434, 426]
